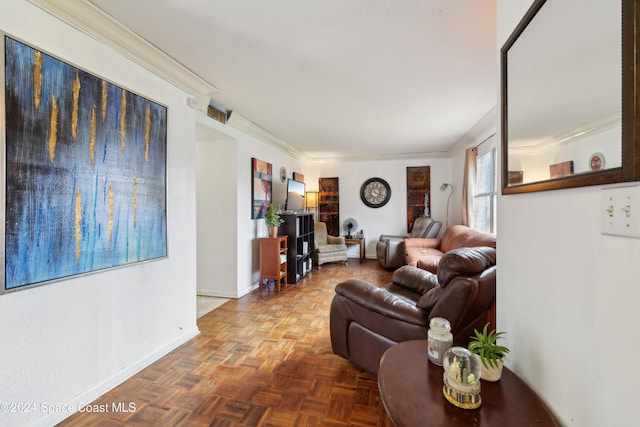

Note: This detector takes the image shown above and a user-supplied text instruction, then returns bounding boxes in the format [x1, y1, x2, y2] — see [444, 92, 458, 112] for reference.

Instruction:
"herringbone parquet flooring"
[57, 260, 395, 427]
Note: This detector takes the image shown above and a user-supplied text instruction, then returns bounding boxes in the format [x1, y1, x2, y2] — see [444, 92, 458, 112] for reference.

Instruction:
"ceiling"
[86, 0, 497, 160]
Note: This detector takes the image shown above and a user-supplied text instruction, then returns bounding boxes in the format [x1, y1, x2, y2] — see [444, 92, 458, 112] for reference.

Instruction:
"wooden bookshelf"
[279, 213, 315, 284]
[259, 236, 288, 292]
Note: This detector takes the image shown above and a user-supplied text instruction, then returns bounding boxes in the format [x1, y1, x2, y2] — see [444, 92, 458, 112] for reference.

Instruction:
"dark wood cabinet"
[318, 177, 339, 237]
[279, 213, 315, 283]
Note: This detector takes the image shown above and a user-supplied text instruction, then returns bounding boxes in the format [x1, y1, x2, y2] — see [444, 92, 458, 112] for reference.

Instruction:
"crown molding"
[25, 0, 461, 163]
[226, 112, 451, 162]
[27, 0, 307, 153]
[27, 0, 216, 109]
[308, 151, 452, 164]
[449, 105, 498, 154]
[226, 112, 310, 160]
[510, 113, 621, 156]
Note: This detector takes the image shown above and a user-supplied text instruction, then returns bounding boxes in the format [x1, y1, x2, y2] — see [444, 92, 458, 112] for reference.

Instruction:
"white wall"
[448, 106, 498, 227]
[196, 118, 239, 298]
[509, 124, 621, 184]
[195, 114, 304, 297]
[0, 2, 198, 426]
[304, 157, 453, 258]
[498, 1, 639, 425]
[235, 131, 305, 294]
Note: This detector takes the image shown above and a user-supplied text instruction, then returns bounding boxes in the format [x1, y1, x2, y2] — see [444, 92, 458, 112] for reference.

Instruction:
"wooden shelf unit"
[259, 236, 288, 292]
[279, 213, 315, 283]
[319, 177, 339, 237]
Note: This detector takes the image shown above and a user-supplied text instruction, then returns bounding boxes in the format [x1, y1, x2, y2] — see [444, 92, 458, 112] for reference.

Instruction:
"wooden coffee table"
[378, 340, 559, 427]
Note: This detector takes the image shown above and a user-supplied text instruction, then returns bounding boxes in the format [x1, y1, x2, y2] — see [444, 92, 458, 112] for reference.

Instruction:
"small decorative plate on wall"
[280, 166, 287, 182]
[360, 177, 391, 208]
[589, 153, 605, 170]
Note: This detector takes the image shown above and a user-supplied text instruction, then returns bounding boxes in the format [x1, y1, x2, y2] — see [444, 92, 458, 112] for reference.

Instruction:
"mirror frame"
[501, 0, 640, 194]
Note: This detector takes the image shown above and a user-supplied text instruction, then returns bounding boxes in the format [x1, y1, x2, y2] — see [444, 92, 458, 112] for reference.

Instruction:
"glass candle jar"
[427, 317, 453, 366]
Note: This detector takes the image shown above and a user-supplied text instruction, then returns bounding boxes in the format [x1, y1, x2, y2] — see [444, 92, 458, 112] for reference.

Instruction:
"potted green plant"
[468, 324, 510, 382]
[265, 204, 283, 237]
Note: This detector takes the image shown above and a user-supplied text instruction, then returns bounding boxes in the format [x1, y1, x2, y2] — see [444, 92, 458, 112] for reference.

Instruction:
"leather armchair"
[314, 222, 348, 266]
[330, 246, 496, 374]
[376, 217, 442, 269]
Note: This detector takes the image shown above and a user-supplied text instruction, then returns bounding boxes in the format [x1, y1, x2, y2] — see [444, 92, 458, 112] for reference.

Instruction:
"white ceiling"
[87, 0, 497, 160]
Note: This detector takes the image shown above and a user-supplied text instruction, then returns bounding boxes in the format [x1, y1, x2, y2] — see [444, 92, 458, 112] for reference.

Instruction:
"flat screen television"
[285, 179, 305, 212]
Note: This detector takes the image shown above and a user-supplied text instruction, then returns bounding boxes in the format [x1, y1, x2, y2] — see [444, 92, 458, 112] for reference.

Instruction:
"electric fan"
[343, 218, 358, 239]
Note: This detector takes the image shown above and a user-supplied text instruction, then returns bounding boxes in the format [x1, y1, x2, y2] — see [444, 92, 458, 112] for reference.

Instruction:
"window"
[472, 147, 497, 233]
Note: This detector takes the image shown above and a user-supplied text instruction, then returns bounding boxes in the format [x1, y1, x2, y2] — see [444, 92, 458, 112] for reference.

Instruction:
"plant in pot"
[265, 204, 283, 238]
[468, 324, 510, 382]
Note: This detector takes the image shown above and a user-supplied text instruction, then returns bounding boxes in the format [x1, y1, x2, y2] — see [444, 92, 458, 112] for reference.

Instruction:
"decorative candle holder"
[442, 346, 482, 409]
[427, 317, 453, 366]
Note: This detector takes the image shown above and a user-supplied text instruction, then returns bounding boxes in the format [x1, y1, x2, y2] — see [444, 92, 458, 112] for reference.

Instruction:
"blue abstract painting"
[3, 36, 167, 291]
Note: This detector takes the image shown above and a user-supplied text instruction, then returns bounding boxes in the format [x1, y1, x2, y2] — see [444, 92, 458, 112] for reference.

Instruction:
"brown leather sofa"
[404, 224, 496, 273]
[330, 246, 496, 374]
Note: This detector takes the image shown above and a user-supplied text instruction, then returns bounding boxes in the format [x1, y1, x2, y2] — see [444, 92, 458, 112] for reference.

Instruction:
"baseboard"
[197, 283, 259, 299]
[32, 327, 200, 427]
[238, 283, 259, 297]
[197, 289, 238, 298]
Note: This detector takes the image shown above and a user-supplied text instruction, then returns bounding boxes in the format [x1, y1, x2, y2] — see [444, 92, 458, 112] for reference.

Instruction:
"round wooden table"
[378, 340, 559, 427]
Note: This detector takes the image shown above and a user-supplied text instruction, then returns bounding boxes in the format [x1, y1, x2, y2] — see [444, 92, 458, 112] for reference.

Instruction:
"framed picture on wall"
[252, 158, 272, 219]
[406, 166, 431, 233]
[549, 161, 574, 179]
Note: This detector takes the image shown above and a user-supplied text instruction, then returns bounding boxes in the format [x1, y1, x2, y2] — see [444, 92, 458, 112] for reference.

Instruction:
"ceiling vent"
[207, 102, 228, 124]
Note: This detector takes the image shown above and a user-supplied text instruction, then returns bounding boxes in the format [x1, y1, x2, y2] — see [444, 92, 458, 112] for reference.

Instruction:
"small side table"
[344, 238, 365, 260]
[378, 340, 558, 427]
[259, 236, 287, 292]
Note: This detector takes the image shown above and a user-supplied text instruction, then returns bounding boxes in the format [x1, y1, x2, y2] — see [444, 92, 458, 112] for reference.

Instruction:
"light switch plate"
[601, 185, 640, 238]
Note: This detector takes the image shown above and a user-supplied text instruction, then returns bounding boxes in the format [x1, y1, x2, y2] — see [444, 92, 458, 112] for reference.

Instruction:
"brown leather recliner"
[330, 246, 496, 375]
[376, 217, 442, 269]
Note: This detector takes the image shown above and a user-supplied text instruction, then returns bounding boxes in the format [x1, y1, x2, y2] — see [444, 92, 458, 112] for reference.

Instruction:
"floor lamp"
[440, 183, 454, 229]
[305, 191, 318, 221]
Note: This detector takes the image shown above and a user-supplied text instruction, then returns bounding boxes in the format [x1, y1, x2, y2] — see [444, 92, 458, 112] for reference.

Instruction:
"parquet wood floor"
[58, 260, 396, 427]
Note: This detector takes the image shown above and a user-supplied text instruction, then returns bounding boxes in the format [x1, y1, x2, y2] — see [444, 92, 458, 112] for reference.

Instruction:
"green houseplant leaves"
[468, 324, 510, 369]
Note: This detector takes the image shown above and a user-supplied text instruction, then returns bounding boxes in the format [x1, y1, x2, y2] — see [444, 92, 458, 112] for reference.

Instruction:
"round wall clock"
[360, 177, 391, 208]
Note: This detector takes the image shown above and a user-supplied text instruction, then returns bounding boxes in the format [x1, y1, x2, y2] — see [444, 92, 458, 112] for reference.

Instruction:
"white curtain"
[461, 147, 477, 227]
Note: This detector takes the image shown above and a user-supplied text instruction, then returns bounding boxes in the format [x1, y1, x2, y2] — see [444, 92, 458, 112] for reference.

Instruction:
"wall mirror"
[501, 0, 640, 194]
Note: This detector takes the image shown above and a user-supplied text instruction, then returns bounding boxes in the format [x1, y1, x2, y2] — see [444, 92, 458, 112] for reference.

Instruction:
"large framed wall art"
[1, 36, 168, 293]
[406, 166, 431, 233]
